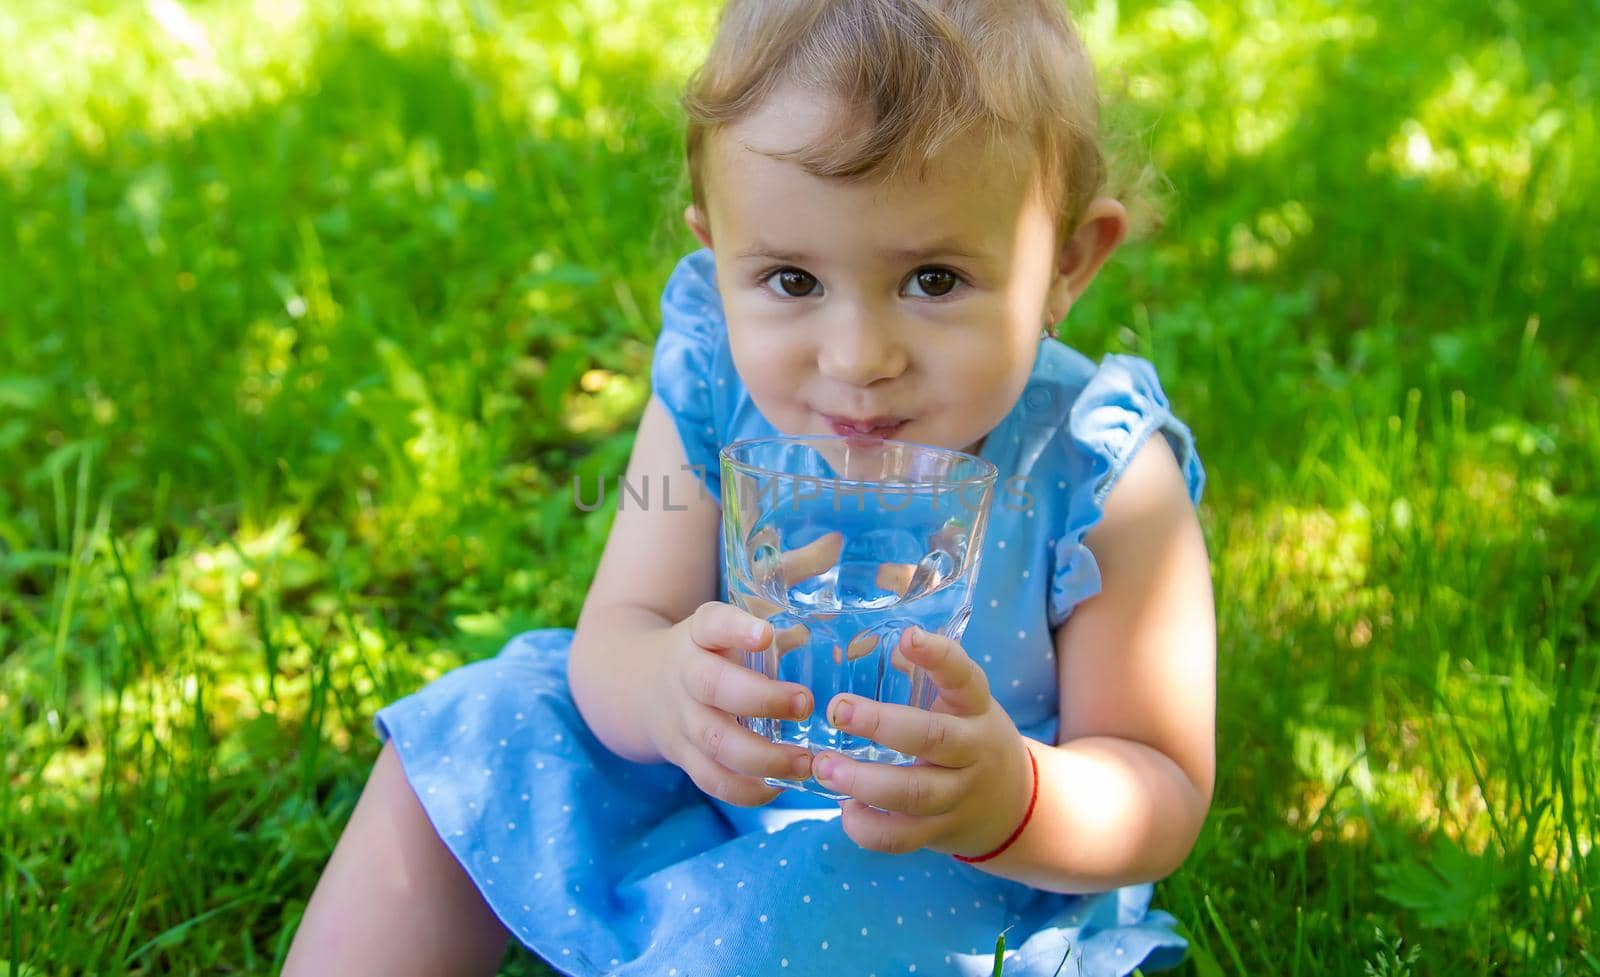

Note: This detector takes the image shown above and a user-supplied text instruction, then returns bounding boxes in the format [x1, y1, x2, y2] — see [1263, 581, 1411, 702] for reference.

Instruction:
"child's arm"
[970, 433, 1216, 891]
[813, 434, 1214, 892]
[567, 394, 721, 765]
[566, 396, 816, 805]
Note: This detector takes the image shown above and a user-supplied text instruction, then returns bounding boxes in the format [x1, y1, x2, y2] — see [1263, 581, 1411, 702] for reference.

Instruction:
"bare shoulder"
[577, 395, 722, 627]
[1084, 433, 1202, 574]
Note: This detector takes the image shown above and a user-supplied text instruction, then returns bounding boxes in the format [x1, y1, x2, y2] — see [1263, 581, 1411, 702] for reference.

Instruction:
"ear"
[1043, 197, 1128, 324]
[684, 204, 713, 250]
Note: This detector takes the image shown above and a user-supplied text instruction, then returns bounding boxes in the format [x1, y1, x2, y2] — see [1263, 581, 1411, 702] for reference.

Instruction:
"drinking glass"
[719, 435, 997, 798]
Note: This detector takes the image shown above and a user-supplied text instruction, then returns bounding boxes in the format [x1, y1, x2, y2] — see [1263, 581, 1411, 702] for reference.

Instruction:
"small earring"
[1042, 317, 1058, 339]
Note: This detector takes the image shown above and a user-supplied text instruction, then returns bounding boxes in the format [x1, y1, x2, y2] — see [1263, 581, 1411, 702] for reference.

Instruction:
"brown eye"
[910, 268, 959, 298]
[769, 269, 818, 298]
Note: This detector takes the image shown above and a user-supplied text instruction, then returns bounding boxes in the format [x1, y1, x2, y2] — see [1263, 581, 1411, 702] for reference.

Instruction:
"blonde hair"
[681, 0, 1137, 245]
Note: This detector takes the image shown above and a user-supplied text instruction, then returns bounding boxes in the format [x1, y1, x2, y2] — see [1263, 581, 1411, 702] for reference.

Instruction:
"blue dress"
[375, 248, 1206, 976]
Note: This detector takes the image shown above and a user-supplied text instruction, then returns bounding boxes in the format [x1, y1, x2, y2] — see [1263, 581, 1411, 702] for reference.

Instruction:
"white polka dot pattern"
[372, 628, 1188, 976]
[368, 272, 1203, 975]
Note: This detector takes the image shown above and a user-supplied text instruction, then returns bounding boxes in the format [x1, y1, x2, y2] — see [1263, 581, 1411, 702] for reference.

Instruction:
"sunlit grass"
[1, 0, 1596, 974]
[1090, 0, 1381, 162]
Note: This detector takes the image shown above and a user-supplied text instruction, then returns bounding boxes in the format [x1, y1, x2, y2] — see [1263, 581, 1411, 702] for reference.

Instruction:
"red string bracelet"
[953, 742, 1039, 864]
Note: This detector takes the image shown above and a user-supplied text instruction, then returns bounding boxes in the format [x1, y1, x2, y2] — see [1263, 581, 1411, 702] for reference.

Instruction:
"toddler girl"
[284, 1, 1215, 974]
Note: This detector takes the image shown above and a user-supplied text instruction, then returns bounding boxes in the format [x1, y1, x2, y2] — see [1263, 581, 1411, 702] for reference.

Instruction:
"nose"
[816, 307, 908, 386]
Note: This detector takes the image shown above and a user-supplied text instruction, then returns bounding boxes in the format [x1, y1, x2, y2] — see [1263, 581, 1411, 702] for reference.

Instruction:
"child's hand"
[646, 601, 816, 807]
[812, 627, 1034, 859]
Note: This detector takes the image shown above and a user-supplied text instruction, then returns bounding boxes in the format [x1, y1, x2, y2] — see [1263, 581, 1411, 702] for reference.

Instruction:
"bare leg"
[282, 742, 511, 977]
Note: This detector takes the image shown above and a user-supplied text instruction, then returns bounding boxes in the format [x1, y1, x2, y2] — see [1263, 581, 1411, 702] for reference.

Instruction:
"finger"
[902, 627, 990, 715]
[674, 744, 786, 808]
[842, 630, 915, 673]
[874, 561, 915, 596]
[740, 594, 783, 620]
[837, 797, 941, 855]
[890, 641, 914, 677]
[774, 621, 810, 659]
[721, 598, 807, 660]
[845, 631, 876, 662]
[813, 750, 958, 817]
[824, 694, 978, 768]
[681, 650, 813, 720]
[779, 531, 843, 586]
[689, 600, 774, 654]
[688, 704, 814, 782]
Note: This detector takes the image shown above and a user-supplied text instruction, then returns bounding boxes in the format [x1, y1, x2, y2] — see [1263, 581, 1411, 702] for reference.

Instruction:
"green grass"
[1, 0, 1595, 974]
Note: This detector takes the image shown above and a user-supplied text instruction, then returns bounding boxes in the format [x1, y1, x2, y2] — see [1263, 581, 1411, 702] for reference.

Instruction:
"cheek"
[727, 327, 804, 401]
[917, 331, 1038, 440]
[929, 327, 1035, 391]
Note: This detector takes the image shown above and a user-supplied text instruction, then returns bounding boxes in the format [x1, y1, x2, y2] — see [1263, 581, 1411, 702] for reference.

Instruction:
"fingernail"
[905, 627, 923, 649]
[791, 753, 813, 777]
[750, 622, 768, 643]
[792, 693, 811, 718]
[815, 755, 836, 781]
[831, 698, 854, 727]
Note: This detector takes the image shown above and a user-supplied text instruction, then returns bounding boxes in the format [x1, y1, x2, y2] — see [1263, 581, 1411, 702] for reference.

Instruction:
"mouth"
[821, 414, 909, 440]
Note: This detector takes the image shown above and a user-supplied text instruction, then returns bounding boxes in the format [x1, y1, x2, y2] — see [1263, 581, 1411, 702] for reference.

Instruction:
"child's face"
[689, 83, 1108, 455]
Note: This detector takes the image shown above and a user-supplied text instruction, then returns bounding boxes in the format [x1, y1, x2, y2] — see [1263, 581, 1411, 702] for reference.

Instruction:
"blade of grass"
[1200, 893, 1248, 976]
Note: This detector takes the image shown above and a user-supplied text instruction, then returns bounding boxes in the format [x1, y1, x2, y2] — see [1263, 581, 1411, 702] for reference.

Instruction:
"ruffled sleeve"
[1047, 354, 1205, 628]
[650, 248, 728, 503]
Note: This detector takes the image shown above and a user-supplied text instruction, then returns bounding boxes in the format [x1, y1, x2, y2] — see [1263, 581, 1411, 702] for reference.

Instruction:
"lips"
[822, 414, 908, 439]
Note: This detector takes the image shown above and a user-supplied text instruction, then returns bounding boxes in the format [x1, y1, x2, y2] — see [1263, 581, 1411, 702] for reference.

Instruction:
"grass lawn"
[1, 0, 1595, 973]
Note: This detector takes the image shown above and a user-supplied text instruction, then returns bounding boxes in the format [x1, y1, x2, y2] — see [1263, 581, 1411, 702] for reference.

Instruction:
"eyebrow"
[736, 241, 986, 264]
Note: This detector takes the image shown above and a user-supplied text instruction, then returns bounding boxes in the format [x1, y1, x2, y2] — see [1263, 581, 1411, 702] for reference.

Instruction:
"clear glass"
[719, 435, 998, 798]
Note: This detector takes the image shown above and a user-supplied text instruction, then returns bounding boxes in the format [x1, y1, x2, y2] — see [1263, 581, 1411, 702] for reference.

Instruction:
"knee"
[282, 742, 508, 976]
